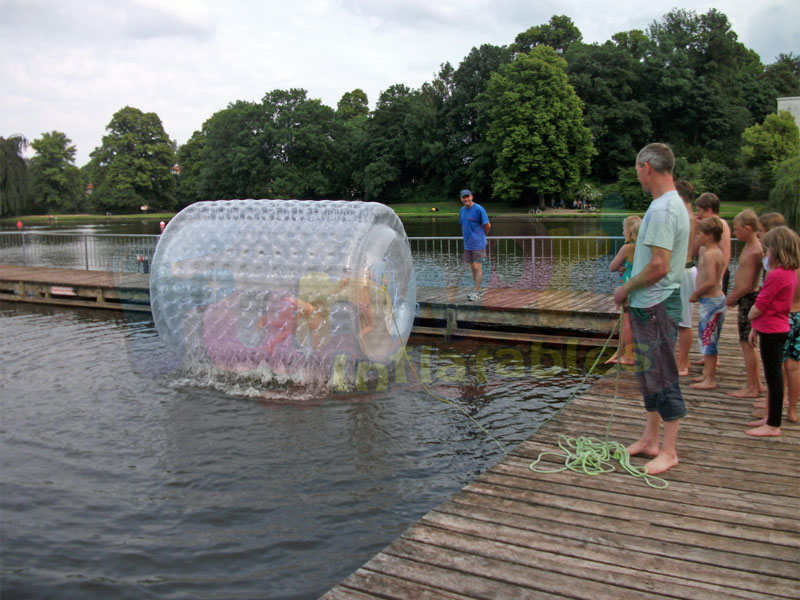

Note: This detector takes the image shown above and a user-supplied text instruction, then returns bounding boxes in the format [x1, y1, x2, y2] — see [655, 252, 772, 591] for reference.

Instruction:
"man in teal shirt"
[613, 143, 690, 476]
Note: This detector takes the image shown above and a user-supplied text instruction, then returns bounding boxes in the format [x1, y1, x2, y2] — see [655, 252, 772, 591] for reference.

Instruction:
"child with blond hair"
[746, 226, 800, 437]
[690, 217, 726, 389]
[726, 209, 764, 398]
[606, 215, 641, 365]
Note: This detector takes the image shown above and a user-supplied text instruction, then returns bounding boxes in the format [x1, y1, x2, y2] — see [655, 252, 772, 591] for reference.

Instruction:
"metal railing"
[0, 232, 743, 293]
[0, 232, 160, 273]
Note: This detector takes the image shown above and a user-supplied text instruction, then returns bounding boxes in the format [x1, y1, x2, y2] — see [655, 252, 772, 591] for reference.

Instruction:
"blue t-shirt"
[460, 203, 490, 251]
[629, 190, 690, 308]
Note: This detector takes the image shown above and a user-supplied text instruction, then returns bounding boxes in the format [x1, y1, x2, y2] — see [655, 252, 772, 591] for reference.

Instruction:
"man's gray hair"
[636, 143, 675, 174]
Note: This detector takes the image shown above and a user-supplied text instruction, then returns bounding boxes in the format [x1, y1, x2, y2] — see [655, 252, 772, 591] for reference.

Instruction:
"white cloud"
[1, 0, 796, 166]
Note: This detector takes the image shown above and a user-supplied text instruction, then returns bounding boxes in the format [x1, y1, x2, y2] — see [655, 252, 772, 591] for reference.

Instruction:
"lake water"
[0, 302, 602, 599]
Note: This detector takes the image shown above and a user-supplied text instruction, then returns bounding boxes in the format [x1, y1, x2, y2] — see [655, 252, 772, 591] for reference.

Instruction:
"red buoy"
[16, 220, 23, 229]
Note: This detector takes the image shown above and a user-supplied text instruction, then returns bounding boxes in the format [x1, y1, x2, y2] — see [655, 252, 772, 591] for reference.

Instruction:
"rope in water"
[528, 312, 669, 489]
[379, 278, 668, 487]
[380, 280, 507, 455]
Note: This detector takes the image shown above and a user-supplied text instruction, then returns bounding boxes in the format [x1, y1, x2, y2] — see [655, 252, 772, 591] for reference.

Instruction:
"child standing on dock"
[690, 217, 726, 390]
[725, 210, 764, 398]
[746, 226, 800, 438]
[606, 215, 641, 365]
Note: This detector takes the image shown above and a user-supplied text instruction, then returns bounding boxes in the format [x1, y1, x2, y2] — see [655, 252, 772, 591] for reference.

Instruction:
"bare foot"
[678, 368, 690, 377]
[728, 388, 761, 398]
[789, 411, 798, 423]
[690, 380, 716, 390]
[748, 417, 767, 427]
[619, 358, 635, 366]
[644, 452, 679, 475]
[604, 352, 618, 365]
[627, 439, 659, 458]
[745, 424, 781, 437]
[751, 409, 766, 419]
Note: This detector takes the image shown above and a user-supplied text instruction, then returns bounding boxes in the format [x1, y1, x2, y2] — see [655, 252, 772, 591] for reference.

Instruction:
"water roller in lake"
[149, 200, 417, 383]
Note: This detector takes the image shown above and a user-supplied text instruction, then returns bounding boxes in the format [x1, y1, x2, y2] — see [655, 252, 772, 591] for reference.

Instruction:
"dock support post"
[445, 306, 457, 340]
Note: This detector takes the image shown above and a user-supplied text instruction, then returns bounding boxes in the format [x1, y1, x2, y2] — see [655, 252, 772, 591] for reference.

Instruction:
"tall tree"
[566, 40, 652, 179]
[512, 15, 582, 55]
[175, 130, 206, 208]
[336, 89, 369, 120]
[89, 107, 176, 212]
[0, 135, 29, 216]
[27, 131, 84, 213]
[768, 155, 800, 230]
[442, 44, 512, 199]
[741, 110, 800, 190]
[483, 45, 595, 208]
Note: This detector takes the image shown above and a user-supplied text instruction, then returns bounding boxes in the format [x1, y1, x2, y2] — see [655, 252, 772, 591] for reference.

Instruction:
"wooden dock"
[322, 315, 800, 599]
[0, 265, 618, 338]
[0, 264, 151, 312]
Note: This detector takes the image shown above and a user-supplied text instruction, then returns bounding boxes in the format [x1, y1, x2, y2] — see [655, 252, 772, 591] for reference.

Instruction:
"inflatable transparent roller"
[149, 200, 416, 384]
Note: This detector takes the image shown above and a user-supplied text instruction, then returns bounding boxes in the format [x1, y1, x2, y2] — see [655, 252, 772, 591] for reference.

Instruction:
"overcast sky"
[2, 0, 798, 166]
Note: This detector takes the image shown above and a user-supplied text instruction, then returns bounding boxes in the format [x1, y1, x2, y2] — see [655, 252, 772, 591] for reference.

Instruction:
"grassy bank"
[3, 200, 767, 225]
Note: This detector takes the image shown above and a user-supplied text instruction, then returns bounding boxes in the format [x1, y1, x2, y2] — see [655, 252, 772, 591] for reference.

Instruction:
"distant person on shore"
[745, 226, 800, 437]
[689, 217, 726, 390]
[675, 180, 697, 376]
[725, 209, 764, 398]
[613, 143, 690, 475]
[606, 215, 641, 365]
[459, 189, 491, 302]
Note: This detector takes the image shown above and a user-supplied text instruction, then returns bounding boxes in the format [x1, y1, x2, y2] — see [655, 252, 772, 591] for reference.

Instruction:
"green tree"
[200, 100, 270, 200]
[0, 135, 29, 217]
[441, 44, 512, 199]
[175, 130, 206, 208]
[765, 53, 800, 97]
[336, 89, 369, 120]
[566, 40, 652, 180]
[512, 15, 582, 55]
[768, 155, 800, 230]
[484, 45, 595, 208]
[741, 110, 800, 190]
[27, 131, 84, 213]
[89, 107, 176, 212]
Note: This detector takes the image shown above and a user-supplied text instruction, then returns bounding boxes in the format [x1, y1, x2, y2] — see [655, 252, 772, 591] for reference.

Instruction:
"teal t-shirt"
[629, 190, 690, 309]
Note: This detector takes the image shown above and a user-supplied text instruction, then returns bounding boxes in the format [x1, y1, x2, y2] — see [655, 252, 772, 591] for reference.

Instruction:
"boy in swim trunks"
[725, 210, 764, 398]
[690, 217, 726, 390]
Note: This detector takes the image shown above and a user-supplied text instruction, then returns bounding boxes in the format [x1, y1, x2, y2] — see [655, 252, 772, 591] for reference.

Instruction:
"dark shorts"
[722, 267, 730, 295]
[784, 312, 800, 362]
[737, 291, 759, 342]
[464, 249, 486, 264]
[629, 290, 686, 422]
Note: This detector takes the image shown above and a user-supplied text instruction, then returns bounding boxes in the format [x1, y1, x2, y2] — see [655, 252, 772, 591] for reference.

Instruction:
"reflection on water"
[0, 303, 598, 599]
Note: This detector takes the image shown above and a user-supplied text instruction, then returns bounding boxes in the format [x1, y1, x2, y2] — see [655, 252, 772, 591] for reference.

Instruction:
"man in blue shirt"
[613, 143, 690, 476]
[459, 189, 491, 301]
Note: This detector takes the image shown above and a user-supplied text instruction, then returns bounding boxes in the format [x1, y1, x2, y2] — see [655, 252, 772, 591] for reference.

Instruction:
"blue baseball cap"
[460, 189, 472, 197]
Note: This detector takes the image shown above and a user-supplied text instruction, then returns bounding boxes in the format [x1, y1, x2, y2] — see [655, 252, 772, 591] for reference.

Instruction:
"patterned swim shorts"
[698, 296, 726, 355]
[783, 312, 800, 362]
[737, 290, 759, 342]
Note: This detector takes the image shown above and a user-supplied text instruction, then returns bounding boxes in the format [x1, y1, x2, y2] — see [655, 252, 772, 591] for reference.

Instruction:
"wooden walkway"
[0, 264, 151, 311]
[323, 312, 800, 599]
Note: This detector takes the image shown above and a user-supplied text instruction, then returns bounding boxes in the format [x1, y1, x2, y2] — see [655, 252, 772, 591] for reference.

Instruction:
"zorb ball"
[149, 200, 416, 386]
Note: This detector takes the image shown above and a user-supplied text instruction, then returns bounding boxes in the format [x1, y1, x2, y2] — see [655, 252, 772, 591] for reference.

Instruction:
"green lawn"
[3, 200, 768, 224]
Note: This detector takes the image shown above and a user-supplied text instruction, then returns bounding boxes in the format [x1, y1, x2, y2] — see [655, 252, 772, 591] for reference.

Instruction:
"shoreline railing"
[1, 232, 742, 293]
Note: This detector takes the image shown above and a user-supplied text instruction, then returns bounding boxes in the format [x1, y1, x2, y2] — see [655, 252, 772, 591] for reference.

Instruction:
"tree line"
[2, 9, 799, 226]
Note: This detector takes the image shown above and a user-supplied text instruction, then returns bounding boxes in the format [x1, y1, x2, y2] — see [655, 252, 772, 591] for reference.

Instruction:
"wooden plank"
[325, 294, 800, 598]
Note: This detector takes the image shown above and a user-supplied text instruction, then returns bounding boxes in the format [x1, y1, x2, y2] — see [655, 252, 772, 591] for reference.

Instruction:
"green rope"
[528, 313, 669, 489]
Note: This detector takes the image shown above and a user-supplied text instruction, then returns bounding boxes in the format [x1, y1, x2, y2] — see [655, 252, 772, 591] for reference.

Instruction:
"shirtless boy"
[725, 209, 764, 398]
[690, 217, 726, 390]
